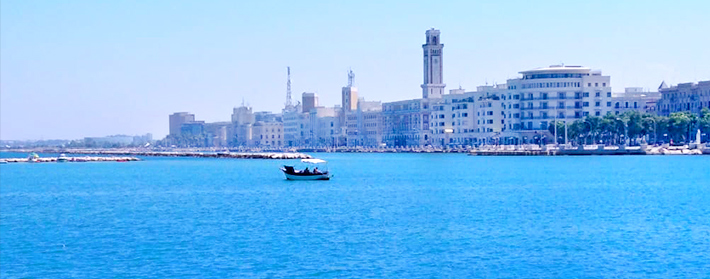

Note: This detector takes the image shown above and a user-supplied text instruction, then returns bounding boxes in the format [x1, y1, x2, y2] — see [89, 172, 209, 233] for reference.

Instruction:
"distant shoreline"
[3, 144, 708, 156]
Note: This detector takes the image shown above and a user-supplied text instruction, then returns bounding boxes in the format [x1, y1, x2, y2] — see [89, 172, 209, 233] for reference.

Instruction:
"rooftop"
[519, 65, 591, 74]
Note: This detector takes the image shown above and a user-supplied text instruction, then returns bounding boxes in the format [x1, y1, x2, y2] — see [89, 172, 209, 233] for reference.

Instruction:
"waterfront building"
[251, 121, 284, 147]
[302, 92, 319, 113]
[231, 106, 255, 125]
[169, 112, 195, 136]
[507, 65, 612, 142]
[430, 90, 479, 146]
[180, 121, 205, 137]
[309, 106, 339, 146]
[203, 122, 230, 147]
[283, 104, 309, 147]
[611, 87, 661, 115]
[346, 99, 384, 147]
[657, 80, 710, 116]
[254, 111, 282, 123]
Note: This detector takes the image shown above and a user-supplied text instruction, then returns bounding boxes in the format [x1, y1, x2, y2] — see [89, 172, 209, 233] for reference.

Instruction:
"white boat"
[57, 154, 69, 162]
[27, 152, 40, 163]
[281, 158, 331, 180]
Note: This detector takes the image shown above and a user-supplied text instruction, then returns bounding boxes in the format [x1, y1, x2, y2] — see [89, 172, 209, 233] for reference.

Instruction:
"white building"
[283, 104, 309, 147]
[507, 65, 612, 142]
[611, 87, 661, 115]
[346, 99, 384, 147]
[252, 121, 284, 147]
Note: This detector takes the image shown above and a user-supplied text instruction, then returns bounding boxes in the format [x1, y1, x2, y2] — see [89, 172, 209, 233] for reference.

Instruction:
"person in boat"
[303, 167, 310, 174]
[313, 167, 320, 174]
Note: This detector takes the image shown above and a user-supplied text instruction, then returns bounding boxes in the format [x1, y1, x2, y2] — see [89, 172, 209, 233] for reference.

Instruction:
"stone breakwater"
[56, 150, 313, 159]
[1, 156, 139, 163]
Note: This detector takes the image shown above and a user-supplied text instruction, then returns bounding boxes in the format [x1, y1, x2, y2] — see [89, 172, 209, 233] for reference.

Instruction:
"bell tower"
[421, 28, 445, 99]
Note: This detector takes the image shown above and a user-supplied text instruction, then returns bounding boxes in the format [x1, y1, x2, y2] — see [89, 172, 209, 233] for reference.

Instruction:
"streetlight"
[646, 118, 657, 145]
[582, 120, 592, 146]
[616, 117, 628, 146]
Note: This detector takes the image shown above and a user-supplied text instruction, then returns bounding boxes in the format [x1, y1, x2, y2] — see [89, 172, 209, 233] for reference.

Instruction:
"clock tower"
[421, 28, 445, 99]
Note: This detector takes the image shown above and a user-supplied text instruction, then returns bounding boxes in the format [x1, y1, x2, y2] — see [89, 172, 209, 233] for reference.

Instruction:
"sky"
[1, 0, 709, 140]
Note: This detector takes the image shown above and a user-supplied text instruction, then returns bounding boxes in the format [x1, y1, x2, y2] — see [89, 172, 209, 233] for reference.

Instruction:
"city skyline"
[2, 0, 709, 140]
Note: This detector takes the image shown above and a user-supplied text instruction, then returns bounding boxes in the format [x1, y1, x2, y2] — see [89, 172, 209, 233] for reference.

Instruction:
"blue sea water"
[1, 153, 710, 278]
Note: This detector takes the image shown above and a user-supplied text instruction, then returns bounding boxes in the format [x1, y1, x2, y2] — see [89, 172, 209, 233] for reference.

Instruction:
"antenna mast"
[285, 67, 293, 108]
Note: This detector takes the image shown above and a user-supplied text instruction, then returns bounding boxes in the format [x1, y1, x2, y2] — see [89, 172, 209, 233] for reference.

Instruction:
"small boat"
[0, 159, 7, 164]
[57, 154, 69, 162]
[281, 159, 331, 180]
[27, 152, 40, 163]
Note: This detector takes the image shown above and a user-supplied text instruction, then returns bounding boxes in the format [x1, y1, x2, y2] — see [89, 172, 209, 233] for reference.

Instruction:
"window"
[595, 83, 598, 87]
[542, 93, 548, 99]
[595, 102, 600, 107]
[487, 120, 493, 124]
[607, 92, 612, 97]
[607, 102, 612, 107]
[559, 92, 566, 99]
[487, 111, 493, 116]
[603, 83, 606, 87]
[634, 102, 638, 108]
[595, 111, 601, 116]
[584, 92, 590, 97]
[595, 92, 600, 97]
[583, 102, 589, 107]
[583, 111, 589, 116]
[588, 83, 591, 87]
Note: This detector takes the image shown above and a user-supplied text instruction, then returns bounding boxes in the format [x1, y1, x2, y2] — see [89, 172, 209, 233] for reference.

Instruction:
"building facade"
[611, 87, 661, 115]
[657, 80, 710, 116]
[169, 112, 195, 136]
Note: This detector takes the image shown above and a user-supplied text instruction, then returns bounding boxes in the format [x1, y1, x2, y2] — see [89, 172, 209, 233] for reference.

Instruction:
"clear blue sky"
[2, 0, 708, 140]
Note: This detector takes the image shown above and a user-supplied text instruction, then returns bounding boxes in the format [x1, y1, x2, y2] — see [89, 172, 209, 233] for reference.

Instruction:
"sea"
[1, 152, 709, 278]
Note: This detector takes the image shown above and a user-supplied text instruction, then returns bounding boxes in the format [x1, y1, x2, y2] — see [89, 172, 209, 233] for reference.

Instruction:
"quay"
[469, 144, 708, 156]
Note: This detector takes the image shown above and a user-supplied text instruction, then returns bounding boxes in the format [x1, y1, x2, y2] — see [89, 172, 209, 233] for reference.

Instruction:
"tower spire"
[347, 68, 354, 87]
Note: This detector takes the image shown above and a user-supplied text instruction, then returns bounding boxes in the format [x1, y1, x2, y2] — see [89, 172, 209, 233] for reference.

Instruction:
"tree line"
[548, 108, 710, 145]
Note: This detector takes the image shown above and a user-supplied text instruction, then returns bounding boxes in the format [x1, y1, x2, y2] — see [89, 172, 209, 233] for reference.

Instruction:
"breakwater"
[1, 156, 139, 163]
[5, 149, 313, 160]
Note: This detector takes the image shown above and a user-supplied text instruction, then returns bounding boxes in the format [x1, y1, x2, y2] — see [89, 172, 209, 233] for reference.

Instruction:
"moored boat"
[281, 159, 331, 180]
[27, 152, 40, 163]
[57, 154, 69, 162]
